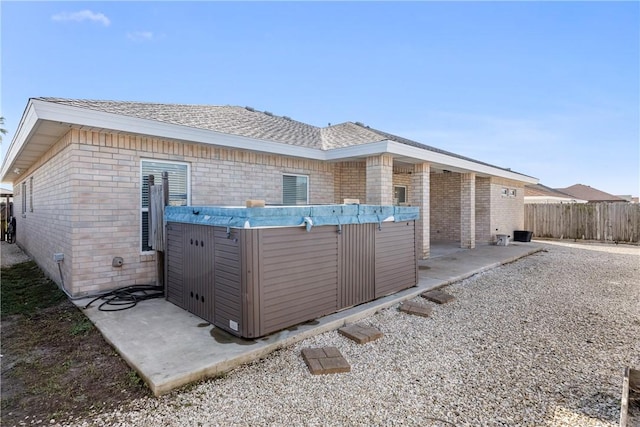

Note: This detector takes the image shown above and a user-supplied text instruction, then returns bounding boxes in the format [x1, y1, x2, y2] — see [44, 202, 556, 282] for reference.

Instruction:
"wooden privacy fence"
[525, 203, 640, 243]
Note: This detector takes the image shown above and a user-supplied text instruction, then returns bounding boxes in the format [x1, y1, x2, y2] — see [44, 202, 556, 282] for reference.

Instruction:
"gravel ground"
[60, 242, 639, 426]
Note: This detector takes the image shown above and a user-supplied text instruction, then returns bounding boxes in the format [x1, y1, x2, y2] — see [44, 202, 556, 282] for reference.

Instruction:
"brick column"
[460, 172, 476, 249]
[410, 162, 430, 259]
[365, 154, 394, 205]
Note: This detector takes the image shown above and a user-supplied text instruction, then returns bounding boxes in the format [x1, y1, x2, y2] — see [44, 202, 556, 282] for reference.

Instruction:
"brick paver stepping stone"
[421, 289, 456, 304]
[301, 347, 351, 375]
[398, 301, 432, 318]
[338, 324, 383, 344]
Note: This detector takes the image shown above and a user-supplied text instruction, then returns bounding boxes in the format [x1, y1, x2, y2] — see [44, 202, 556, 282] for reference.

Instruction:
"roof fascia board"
[384, 140, 538, 183]
[326, 140, 538, 184]
[324, 140, 391, 160]
[3, 99, 538, 186]
[30, 100, 326, 161]
[0, 100, 40, 181]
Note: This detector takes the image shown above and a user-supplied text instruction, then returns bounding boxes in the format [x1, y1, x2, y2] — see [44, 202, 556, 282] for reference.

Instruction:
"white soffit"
[326, 140, 538, 184]
[2, 99, 538, 185]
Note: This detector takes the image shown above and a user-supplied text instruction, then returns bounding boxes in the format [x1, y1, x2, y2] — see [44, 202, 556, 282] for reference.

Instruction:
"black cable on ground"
[83, 285, 164, 311]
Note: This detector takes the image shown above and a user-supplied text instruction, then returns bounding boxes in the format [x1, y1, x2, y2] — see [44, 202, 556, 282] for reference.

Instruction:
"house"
[556, 184, 627, 203]
[524, 183, 587, 204]
[0, 98, 537, 296]
[616, 195, 636, 203]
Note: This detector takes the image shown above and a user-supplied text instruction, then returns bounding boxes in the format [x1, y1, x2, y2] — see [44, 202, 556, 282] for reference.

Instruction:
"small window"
[501, 188, 509, 197]
[29, 177, 33, 212]
[394, 186, 407, 205]
[509, 189, 517, 198]
[141, 160, 190, 252]
[283, 174, 308, 205]
[21, 182, 27, 215]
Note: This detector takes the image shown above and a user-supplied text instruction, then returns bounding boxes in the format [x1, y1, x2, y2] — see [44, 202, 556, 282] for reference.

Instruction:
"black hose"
[83, 284, 164, 311]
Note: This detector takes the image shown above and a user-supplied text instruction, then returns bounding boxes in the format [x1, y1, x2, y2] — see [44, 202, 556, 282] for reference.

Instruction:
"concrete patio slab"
[74, 241, 542, 396]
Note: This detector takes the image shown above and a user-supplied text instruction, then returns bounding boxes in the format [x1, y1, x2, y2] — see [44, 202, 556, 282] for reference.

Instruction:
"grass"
[1, 261, 66, 318]
[1, 260, 150, 424]
[70, 317, 95, 336]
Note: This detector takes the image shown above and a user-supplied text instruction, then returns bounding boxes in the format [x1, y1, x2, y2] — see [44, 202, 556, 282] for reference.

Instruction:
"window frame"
[21, 181, 27, 216]
[29, 176, 33, 212]
[140, 159, 191, 253]
[282, 173, 309, 205]
[394, 185, 407, 205]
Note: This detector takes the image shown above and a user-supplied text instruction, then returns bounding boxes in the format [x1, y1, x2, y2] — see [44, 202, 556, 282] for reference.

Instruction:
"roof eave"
[2, 99, 538, 186]
[325, 140, 538, 184]
[1, 99, 41, 183]
[1, 99, 328, 183]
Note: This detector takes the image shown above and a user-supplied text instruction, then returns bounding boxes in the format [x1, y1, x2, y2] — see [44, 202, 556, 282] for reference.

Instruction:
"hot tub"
[164, 204, 419, 338]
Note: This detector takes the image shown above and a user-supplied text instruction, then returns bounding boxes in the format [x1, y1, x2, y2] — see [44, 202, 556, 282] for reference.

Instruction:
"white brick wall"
[12, 132, 75, 292]
[335, 162, 366, 204]
[475, 177, 491, 243]
[410, 163, 430, 259]
[460, 173, 476, 248]
[430, 172, 461, 241]
[489, 177, 525, 240]
[365, 154, 394, 205]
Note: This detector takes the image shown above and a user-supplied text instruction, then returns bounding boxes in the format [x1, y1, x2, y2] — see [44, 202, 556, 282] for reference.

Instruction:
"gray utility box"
[164, 205, 419, 338]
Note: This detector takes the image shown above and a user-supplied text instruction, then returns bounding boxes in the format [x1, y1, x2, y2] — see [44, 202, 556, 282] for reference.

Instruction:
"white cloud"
[51, 10, 111, 27]
[127, 31, 155, 42]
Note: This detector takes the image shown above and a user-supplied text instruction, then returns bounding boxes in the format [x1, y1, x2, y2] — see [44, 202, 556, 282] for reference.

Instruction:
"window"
[21, 182, 26, 215]
[501, 188, 509, 197]
[29, 177, 33, 212]
[283, 174, 308, 205]
[509, 189, 517, 198]
[141, 160, 190, 252]
[394, 186, 407, 205]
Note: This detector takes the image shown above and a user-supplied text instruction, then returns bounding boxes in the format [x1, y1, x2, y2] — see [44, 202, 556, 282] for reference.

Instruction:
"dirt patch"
[1, 261, 150, 425]
[1, 241, 31, 267]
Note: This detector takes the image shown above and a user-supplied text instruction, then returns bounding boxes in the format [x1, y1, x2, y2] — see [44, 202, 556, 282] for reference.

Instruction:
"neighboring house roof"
[555, 184, 627, 203]
[1, 97, 539, 185]
[524, 184, 587, 204]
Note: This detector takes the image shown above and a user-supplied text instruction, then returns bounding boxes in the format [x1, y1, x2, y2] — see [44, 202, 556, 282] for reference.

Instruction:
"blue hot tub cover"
[164, 204, 419, 230]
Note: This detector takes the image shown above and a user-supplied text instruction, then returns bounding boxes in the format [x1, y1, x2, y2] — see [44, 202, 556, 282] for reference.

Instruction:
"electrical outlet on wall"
[53, 253, 64, 262]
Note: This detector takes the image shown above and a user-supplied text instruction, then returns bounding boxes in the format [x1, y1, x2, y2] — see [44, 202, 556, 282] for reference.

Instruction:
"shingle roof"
[35, 98, 527, 176]
[555, 184, 626, 202]
[320, 122, 387, 149]
[525, 184, 574, 198]
[37, 98, 324, 148]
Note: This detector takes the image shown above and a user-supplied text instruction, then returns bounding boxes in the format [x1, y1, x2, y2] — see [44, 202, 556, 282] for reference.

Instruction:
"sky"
[1, 1, 638, 196]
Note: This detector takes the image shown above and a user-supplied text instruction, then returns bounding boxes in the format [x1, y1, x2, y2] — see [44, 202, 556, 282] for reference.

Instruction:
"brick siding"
[14, 129, 337, 296]
[13, 127, 526, 295]
[430, 172, 461, 241]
